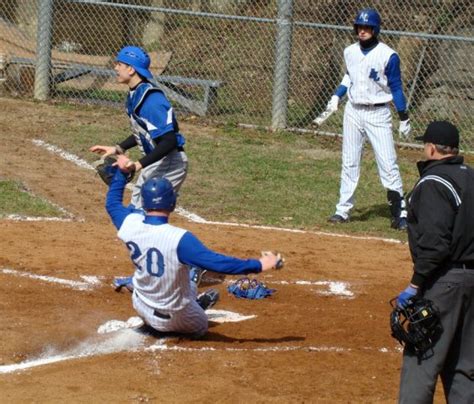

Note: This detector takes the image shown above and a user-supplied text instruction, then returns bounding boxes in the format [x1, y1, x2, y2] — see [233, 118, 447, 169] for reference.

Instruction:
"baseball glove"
[390, 297, 443, 356]
[93, 155, 134, 185]
[227, 277, 275, 299]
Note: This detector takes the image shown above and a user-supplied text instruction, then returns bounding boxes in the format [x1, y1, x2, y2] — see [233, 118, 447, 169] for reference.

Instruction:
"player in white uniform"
[325, 9, 411, 230]
[105, 157, 282, 338]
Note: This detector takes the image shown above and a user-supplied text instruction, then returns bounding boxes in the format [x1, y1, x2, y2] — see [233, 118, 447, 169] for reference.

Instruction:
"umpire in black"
[396, 121, 474, 403]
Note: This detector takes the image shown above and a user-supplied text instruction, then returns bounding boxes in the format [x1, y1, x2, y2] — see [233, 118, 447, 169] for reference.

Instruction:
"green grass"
[178, 126, 418, 241]
[0, 180, 65, 217]
[2, 101, 444, 241]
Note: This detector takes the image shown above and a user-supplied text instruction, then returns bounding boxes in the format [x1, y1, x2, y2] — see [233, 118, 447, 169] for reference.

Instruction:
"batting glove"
[326, 95, 339, 113]
[397, 285, 418, 308]
[399, 119, 411, 138]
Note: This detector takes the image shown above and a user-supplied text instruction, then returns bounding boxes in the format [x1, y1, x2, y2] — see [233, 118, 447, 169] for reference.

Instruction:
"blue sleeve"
[385, 53, 407, 112]
[105, 170, 135, 230]
[177, 232, 262, 275]
[138, 92, 175, 138]
[334, 85, 348, 98]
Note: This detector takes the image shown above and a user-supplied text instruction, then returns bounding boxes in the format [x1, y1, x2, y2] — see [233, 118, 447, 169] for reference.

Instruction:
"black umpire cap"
[415, 120, 459, 148]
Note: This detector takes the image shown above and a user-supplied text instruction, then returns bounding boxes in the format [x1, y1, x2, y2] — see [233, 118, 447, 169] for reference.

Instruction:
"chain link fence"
[1, 0, 473, 149]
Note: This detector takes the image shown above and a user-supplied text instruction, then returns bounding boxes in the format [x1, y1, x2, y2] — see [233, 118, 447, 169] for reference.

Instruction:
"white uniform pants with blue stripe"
[132, 280, 209, 338]
[132, 150, 188, 209]
[335, 102, 404, 219]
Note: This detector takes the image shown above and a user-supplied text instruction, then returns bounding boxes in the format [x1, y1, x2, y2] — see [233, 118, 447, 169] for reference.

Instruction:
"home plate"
[98, 310, 255, 334]
[206, 309, 256, 323]
[97, 317, 145, 334]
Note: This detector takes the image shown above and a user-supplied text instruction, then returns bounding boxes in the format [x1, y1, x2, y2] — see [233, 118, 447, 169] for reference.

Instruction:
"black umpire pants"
[398, 267, 474, 404]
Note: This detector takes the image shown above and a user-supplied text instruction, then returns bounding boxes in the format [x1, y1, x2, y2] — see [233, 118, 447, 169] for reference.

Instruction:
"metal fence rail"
[1, 0, 473, 149]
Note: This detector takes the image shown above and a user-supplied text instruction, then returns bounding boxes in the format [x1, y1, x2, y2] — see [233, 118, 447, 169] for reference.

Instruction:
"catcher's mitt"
[390, 297, 443, 356]
[93, 155, 134, 185]
[227, 277, 275, 299]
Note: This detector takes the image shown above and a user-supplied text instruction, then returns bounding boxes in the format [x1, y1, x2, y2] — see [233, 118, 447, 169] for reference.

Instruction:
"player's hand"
[399, 119, 411, 138]
[115, 154, 139, 173]
[326, 95, 339, 113]
[89, 145, 117, 157]
[259, 251, 284, 271]
[396, 284, 418, 308]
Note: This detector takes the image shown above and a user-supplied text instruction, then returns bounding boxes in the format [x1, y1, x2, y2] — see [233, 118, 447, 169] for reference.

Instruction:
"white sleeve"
[341, 73, 351, 88]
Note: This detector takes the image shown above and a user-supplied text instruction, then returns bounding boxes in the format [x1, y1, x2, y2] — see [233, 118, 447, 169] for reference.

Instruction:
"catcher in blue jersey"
[105, 162, 283, 338]
[90, 45, 187, 209]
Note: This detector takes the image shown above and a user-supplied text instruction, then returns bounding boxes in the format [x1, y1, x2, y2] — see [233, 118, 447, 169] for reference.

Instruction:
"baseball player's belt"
[153, 310, 171, 319]
[355, 103, 388, 108]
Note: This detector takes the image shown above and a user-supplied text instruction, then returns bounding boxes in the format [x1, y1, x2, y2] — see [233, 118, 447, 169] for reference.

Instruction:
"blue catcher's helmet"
[354, 8, 381, 35]
[141, 177, 176, 212]
[116, 45, 153, 79]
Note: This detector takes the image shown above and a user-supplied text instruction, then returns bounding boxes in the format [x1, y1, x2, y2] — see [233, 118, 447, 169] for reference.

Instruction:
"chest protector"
[126, 82, 184, 155]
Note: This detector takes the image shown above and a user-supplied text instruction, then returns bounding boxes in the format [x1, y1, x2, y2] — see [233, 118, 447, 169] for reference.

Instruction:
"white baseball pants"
[335, 102, 404, 219]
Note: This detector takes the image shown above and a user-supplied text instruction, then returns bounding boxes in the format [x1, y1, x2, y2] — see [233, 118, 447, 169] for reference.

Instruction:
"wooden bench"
[1, 17, 222, 116]
[6, 55, 222, 116]
[0, 17, 203, 115]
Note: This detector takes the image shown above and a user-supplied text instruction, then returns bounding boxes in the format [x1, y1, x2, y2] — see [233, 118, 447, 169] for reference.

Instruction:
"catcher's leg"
[131, 151, 188, 208]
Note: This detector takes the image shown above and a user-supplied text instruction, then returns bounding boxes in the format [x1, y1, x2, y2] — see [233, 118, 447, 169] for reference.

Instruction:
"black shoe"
[328, 214, 349, 224]
[197, 288, 220, 310]
[391, 217, 408, 231]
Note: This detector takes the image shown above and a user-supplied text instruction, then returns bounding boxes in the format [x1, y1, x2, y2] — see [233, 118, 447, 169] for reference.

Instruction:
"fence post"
[34, 0, 54, 101]
[271, 0, 293, 131]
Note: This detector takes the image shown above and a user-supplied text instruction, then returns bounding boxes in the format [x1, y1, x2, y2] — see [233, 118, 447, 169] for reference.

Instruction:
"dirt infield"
[0, 98, 442, 403]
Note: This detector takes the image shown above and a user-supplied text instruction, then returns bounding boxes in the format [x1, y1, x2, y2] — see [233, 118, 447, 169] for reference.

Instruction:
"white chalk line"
[1, 268, 354, 298]
[1, 214, 76, 222]
[174, 206, 402, 244]
[0, 325, 401, 374]
[32, 139, 95, 170]
[226, 279, 354, 298]
[0, 268, 101, 291]
[0, 329, 146, 374]
[32, 139, 401, 244]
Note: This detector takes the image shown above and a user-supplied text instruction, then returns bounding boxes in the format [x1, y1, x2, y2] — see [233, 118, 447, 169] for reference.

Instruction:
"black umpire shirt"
[406, 155, 474, 287]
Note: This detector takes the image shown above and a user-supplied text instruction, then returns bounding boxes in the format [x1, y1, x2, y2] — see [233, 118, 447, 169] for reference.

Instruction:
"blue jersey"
[126, 82, 185, 155]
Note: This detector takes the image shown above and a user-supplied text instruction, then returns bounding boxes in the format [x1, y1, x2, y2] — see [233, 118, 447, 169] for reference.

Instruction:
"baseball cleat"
[328, 214, 349, 224]
[190, 267, 207, 287]
[197, 288, 220, 310]
[391, 217, 408, 231]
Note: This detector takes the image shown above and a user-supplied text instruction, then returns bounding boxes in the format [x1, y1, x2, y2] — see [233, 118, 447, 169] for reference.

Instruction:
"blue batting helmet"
[141, 177, 176, 211]
[354, 9, 381, 35]
[116, 45, 153, 79]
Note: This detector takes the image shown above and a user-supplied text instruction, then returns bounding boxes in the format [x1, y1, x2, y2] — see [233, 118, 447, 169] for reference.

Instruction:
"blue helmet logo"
[141, 177, 176, 211]
[116, 45, 153, 79]
[354, 8, 381, 35]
